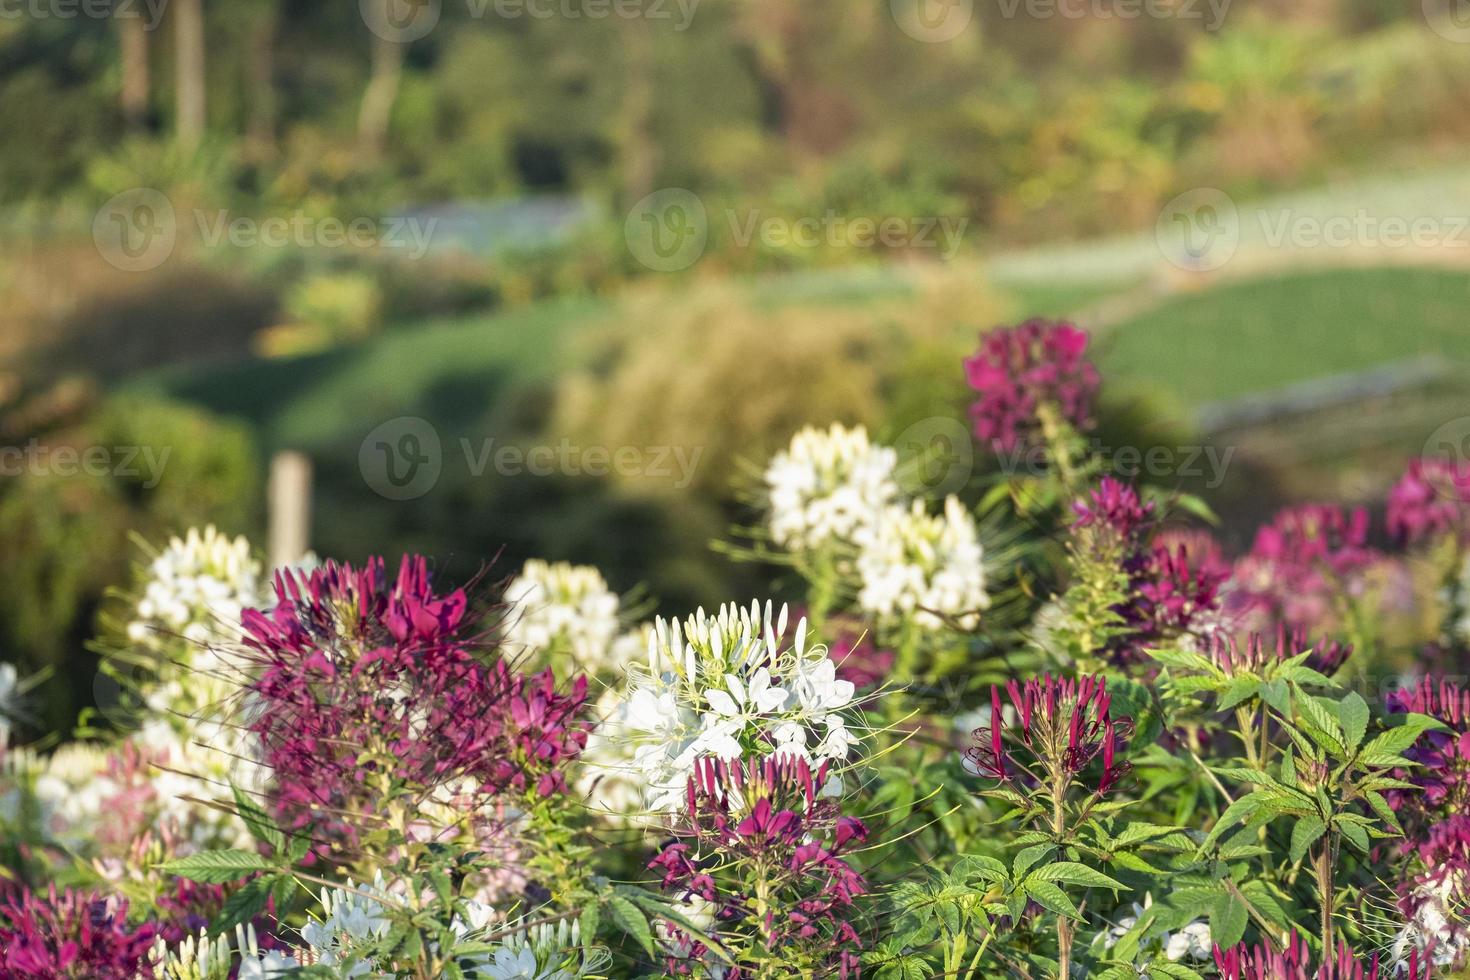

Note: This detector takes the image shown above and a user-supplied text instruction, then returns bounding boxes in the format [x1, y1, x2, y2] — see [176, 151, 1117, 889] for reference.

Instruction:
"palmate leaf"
[231, 783, 284, 855]
[210, 876, 275, 936]
[1209, 892, 1248, 948]
[1289, 815, 1325, 864]
[1027, 862, 1125, 890]
[160, 849, 276, 883]
[1338, 692, 1369, 753]
[1023, 880, 1079, 919]
[607, 895, 655, 958]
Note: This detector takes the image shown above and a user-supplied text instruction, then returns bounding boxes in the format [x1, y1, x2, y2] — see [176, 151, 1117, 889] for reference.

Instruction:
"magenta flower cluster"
[1227, 504, 1379, 635]
[651, 755, 868, 979]
[0, 886, 159, 979]
[1074, 478, 1228, 662]
[1206, 627, 1354, 678]
[1388, 457, 1470, 545]
[1212, 931, 1431, 979]
[242, 555, 589, 852]
[967, 673, 1131, 795]
[1386, 678, 1470, 864]
[964, 318, 1100, 454]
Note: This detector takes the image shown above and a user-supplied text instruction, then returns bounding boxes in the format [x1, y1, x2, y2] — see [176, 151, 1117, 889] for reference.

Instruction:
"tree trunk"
[174, 0, 206, 151]
[357, 20, 404, 157]
[246, 3, 277, 154]
[119, 13, 150, 130]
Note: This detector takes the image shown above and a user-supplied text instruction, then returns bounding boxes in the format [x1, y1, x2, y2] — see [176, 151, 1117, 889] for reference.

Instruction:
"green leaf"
[1339, 820, 1370, 854]
[1028, 862, 1125, 890]
[1217, 677, 1262, 711]
[1109, 851, 1165, 875]
[1147, 648, 1217, 674]
[1023, 880, 1080, 919]
[1012, 843, 1053, 879]
[1209, 893, 1248, 948]
[1338, 693, 1369, 753]
[1201, 794, 1263, 851]
[231, 784, 284, 855]
[1289, 816, 1326, 864]
[1259, 679, 1291, 715]
[608, 895, 655, 958]
[1364, 790, 1404, 836]
[209, 877, 272, 936]
[160, 849, 276, 884]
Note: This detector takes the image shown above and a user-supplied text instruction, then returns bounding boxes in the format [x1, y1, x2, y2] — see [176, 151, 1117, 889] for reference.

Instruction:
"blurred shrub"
[0, 394, 258, 736]
[554, 271, 1002, 497]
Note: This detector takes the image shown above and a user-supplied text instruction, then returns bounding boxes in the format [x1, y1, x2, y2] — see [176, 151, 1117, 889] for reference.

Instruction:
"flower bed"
[1, 321, 1467, 978]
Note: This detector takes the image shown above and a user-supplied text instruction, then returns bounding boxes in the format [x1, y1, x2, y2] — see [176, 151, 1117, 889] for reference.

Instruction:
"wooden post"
[268, 451, 312, 569]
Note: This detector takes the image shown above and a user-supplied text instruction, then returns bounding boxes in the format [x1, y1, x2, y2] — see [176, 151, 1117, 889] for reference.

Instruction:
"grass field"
[1093, 266, 1470, 408]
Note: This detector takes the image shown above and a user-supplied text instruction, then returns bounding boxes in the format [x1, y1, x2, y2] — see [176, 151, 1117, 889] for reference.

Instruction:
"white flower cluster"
[129, 525, 262, 654]
[153, 924, 290, 980]
[503, 560, 624, 673]
[1393, 871, 1470, 971]
[856, 496, 989, 630]
[764, 423, 901, 552]
[601, 601, 858, 814]
[764, 423, 989, 632]
[32, 741, 117, 849]
[224, 882, 606, 980]
[0, 662, 18, 747]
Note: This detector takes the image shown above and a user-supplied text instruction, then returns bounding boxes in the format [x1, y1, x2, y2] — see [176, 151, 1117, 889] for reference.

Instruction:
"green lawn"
[1095, 266, 1470, 408]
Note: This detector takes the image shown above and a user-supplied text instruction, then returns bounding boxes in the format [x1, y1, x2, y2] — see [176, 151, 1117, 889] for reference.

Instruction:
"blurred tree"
[173, 0, 206, 150]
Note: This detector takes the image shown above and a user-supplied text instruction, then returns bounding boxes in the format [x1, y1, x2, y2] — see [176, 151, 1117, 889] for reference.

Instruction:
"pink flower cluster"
[651, 755, 868, 979]
[1213, 931, 1431, 979]
[965, 319, 1100, 454]
[967, 673, 1131, 795]
[242, 556, 588, 853]
[1388, 457, 1470, 545]
[1227, 504, 1379, 635]
[1073, 478, 1229, 662]
[0, 886, 158, 979]
[1206, 627, 1354, 678]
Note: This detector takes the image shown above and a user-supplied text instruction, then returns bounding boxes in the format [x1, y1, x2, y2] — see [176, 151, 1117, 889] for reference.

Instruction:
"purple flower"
[967, 673, 1132, 796]
[0, 887, 158, 979]
[1072, 480, 1228, 664]
[1206, 627, 1354, 678]
[1388, 457, 1470, 545]
[653, 755, 867, 979]
[965, 319, 1100, 455]
[242, 555, 588, 861]
[1226, 504, 1379, 636]
[1212, 931, 1429, 979]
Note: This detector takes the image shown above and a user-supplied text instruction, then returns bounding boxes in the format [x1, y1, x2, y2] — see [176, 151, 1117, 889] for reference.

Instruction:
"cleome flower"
[0, 886, 159, 979]
[503, 559, 624, 675]
[967, 673, 1132, 796]
[1388, 457, 1470, 546]
[602, 601, 858, 815]
[764, 422, 901, 554]
[241, 555, 589, 859]
[964, 318, 1100, 455]
[856, 496, 989, 630]
[651, 754, 868, 979]
[1212, 930, 1432, 979]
